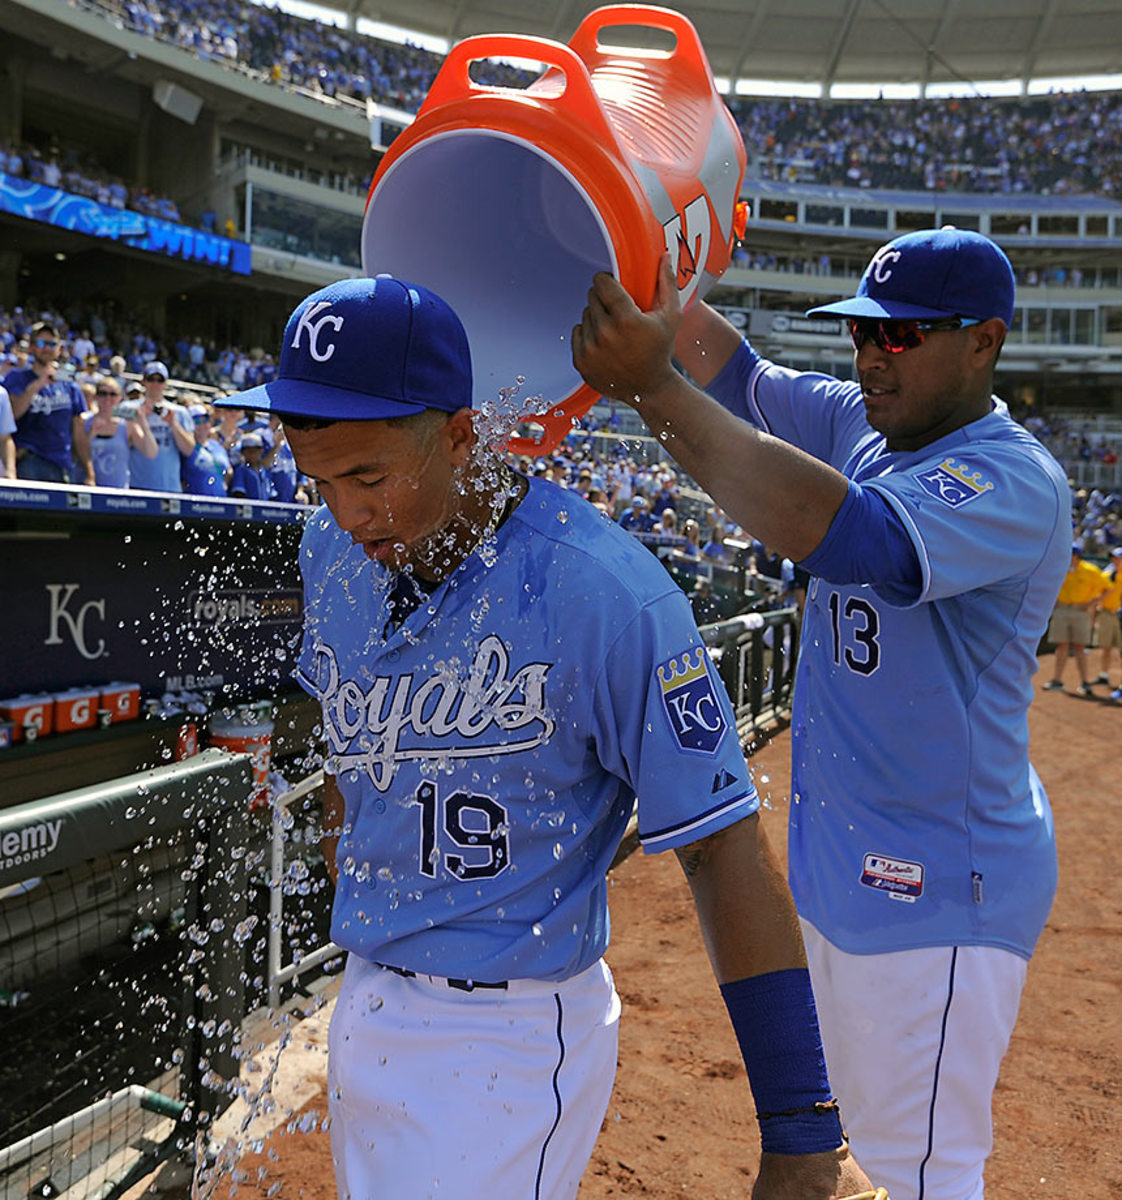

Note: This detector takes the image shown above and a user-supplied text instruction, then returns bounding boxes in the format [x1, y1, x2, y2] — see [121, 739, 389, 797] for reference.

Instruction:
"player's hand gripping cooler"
[360, 3, 747, 454]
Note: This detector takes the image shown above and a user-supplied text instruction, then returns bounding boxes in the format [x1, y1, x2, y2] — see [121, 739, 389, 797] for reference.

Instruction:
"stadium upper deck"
[2, 0, 1122, 412]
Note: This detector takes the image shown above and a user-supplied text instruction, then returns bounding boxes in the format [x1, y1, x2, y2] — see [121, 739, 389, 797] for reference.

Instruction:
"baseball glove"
[840, 1191, 891, 1200]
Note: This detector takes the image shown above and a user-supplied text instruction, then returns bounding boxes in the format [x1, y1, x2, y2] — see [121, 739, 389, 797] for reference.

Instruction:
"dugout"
[0, 485, 339, 1195]
[0, 750, 253, 1199]
[0, 482, 319, 807]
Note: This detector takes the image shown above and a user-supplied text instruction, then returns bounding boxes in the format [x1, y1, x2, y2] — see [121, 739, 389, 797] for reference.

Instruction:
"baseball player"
[216, 276, 875, 1200]
[573, 228, 1070, 1200]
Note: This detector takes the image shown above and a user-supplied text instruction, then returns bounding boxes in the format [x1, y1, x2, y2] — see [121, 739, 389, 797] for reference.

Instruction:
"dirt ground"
[166, 652, 1121, 1200]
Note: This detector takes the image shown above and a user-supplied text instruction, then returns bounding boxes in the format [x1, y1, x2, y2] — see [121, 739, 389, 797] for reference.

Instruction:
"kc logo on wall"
[0, 505, 306, 701]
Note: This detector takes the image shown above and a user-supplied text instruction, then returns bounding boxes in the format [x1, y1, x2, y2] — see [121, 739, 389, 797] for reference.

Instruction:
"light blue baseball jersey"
[707, 341, 1070, 959]
[296, 476, 758, 982]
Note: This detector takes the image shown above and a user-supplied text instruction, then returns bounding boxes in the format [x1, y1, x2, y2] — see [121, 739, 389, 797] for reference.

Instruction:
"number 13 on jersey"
[827, 590, 882, 677]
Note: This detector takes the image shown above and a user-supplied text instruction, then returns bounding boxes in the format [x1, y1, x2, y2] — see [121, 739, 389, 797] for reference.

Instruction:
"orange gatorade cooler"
[0, 693, 55, 742]
[100, 681, 141, 723]
[361, 3, 746, 454]
[208, 705, 275, 809]
[53, 687, 100, 733]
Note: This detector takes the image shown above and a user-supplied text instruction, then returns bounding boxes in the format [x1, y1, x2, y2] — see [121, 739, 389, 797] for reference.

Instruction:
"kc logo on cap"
[805, 227, 1016, 326]
[869, 246, 901, 284]
[292, 301, 345, 363]
[211, 276, 474, 422]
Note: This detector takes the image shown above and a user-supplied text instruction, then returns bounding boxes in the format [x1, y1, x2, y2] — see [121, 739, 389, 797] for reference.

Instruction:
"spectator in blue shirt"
[181, 404, 230, 496]
[3, 322, 93, 484]
[229, 431, 274, 500]
[619, 495, 653, 533]
[262, 416, 300, 503]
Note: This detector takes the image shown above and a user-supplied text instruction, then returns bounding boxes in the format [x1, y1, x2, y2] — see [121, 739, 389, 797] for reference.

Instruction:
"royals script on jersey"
[296, 477, 758, 981]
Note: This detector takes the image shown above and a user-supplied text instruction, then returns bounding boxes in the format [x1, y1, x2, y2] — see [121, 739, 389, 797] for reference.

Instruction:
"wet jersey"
[296, 476, 758, 982]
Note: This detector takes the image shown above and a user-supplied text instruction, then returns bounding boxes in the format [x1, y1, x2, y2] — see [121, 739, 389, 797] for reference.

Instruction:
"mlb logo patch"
[860, 853, 925, 903]
[916, 457, 994, 509]
[657, 648, 727, 754]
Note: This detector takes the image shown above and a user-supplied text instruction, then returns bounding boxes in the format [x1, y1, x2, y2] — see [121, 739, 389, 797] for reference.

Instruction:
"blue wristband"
[719, 968, 844, 1155]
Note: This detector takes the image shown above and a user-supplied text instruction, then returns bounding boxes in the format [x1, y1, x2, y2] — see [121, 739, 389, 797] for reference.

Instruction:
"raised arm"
[674, 296, 745, 387]
[9, 362, 52, 420]
[572, 258, 848, 562]
[127, 408, 160, 458]
[166, 408, 196, 456]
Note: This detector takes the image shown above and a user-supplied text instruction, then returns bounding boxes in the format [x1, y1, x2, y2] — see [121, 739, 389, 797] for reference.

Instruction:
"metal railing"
[0, 750, 254, 1199]
[701, 607, 800, 738]
[267, 769, 340, 1009]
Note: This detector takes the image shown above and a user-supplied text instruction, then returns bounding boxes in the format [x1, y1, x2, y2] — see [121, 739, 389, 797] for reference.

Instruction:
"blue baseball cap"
[215, 276, 472, 420]
[806, 228, 1016, 326]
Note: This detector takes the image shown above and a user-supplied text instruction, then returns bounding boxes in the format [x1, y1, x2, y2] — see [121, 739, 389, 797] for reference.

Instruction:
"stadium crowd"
[3, 300, 1118, 646]
[110, 0, 535, 109]
[2, 298, 1119, 499]
[76, 0, 1122, 200]
[730, 91, 1122, 197]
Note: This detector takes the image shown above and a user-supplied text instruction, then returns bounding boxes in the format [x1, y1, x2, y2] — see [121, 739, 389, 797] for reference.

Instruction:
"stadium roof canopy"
[337, 0, 1122, 96]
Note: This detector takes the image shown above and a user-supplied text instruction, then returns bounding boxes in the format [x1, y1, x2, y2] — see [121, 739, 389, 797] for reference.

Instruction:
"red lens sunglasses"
[847, 316, 981, 354]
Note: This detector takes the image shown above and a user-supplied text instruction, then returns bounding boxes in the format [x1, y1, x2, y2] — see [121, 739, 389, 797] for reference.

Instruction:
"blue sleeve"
[701, 340, 873, 470]
[799, 481, 923, 605]
[3, 368, 31, 396]
[867, 440, 1070, 605]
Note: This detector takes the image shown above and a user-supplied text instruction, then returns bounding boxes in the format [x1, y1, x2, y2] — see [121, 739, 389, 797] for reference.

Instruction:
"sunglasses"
[144, 374, 166, 382]
[96, 389, 120, 397]
[33, 338, 59, 348]
[193, 414, 212, 424]
[847, 316, 980, 355]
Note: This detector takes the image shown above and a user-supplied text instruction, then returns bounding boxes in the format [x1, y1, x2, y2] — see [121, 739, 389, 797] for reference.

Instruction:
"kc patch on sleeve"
[657, 648, 728, 754]
[916, 457, 995, 509]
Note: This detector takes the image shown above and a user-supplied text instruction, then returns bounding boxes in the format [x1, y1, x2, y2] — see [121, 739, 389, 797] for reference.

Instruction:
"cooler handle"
[504, 385, 601, 458]
[421, 34, 624, 149]
[567, 4, 716, 91]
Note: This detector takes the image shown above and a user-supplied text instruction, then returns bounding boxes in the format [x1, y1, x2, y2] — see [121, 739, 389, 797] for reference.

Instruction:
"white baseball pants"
[801, 919, 1028, 1200]
[327, 956, 620, 1200]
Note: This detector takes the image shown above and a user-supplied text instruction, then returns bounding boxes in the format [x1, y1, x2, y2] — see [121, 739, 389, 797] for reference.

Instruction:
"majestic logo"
[291, 300, 344, 362]
[869, 245, 901, 284]
[657, 648, 727, 754]
[916, 457, 995, 509]
[860, 853, 925, 903]
[305, 633, 555, 791]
